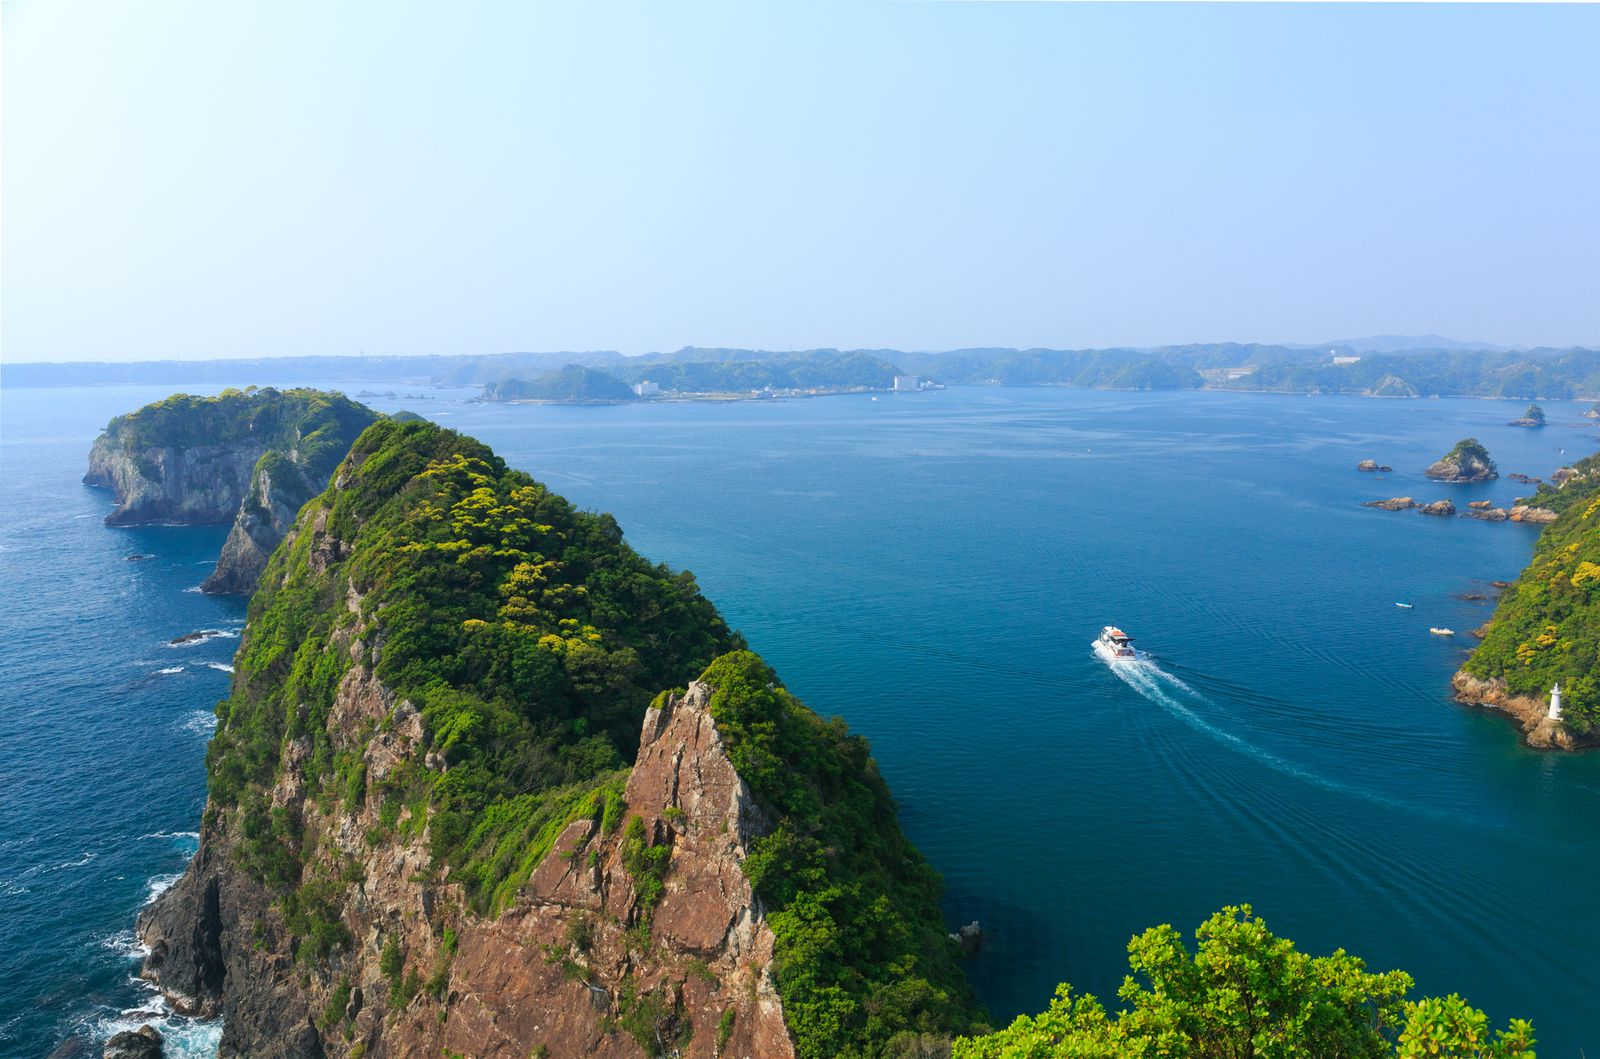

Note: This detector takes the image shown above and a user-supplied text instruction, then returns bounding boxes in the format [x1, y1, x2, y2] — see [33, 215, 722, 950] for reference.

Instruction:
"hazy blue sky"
[4, 1, 1597, 362]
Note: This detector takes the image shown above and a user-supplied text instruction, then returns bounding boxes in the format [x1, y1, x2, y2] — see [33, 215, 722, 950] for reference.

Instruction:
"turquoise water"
[5, 383, 1600, 1055]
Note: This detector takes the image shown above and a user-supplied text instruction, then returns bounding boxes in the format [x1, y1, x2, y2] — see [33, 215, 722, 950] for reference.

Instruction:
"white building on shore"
[892, 375, 920, 392]
[633, 380, 661, 397]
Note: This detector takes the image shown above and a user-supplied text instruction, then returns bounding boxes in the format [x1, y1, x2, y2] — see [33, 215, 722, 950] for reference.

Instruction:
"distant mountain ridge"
[1320, 334, 1509, 354]
[16, 341, 1600, 399]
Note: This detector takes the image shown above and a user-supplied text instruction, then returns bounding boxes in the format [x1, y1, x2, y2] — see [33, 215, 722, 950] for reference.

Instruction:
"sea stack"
[1425, 438, 1498, 482]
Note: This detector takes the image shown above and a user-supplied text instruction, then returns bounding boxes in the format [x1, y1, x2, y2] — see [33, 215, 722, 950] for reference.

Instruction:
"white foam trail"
[157, 666, 184, 675]
[1103, 657, 1444, 818]
[203, 662, 234, 674]
[183, 586, 204, 594]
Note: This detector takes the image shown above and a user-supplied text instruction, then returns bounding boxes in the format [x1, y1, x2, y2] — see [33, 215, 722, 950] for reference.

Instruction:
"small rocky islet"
[1361, 439, 1562, 523]
[1507, 403, 1547, 428]
[1425, 437, 1498, 482]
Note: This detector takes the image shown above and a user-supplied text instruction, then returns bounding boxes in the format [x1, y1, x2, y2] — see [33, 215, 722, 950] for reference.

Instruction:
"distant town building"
[633, 380, 661, 397]
[892, 375, 920, 392]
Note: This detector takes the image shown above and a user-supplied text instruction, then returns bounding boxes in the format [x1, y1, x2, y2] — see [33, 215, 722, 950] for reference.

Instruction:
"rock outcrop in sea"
[1507, 403, 1546, 428]
[1356, 459, 1393, 472]
[1425, 437, 1497, 482]
[101, 1026, 163, 1059]
[84, 388, 377, 594]
[135, 419, 982, 1058]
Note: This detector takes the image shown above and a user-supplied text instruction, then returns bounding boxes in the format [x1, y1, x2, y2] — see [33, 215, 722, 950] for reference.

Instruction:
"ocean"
[4, 382, 1599, 1056]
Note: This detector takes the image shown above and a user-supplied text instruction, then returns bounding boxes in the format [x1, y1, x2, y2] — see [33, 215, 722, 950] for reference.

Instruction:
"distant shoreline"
[486, 385, 897, 406]
[10, 342, 1600, 401]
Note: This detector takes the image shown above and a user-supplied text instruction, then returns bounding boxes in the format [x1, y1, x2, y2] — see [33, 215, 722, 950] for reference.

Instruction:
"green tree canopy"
[954, 907, 1533, 1059]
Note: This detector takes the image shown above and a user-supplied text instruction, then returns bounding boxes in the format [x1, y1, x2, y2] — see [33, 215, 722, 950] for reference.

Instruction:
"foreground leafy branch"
[954, 907, 1533, 1058]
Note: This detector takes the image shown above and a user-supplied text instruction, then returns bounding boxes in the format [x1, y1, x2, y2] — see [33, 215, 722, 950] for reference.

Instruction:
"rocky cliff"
[201, 451, 326, 594]
[84, 388, 377, 593]
[140, 674, 798, 1058]
[137, 420, 981, 1058]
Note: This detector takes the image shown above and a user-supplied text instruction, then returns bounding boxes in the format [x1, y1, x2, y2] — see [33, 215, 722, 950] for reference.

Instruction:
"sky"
[3, 1, 1598, 363]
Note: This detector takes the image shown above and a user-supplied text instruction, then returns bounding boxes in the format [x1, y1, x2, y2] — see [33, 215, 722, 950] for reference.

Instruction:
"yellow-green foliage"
[1465, 449, 1600, 732]
[206, 419, 737, 914]
[102, 386, 375, 471]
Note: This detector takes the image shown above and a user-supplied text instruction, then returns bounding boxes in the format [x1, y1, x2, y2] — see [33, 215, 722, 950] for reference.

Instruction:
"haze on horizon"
[3, 0, 1597, 365]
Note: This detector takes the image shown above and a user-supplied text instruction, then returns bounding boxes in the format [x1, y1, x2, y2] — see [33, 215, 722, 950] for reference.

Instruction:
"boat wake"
[1103, 656, 1450, 819]
[1111, 657, 1319, 776]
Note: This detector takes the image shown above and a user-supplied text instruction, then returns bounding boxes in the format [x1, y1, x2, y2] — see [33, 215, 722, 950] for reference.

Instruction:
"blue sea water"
[5, 382, 1600, 1056]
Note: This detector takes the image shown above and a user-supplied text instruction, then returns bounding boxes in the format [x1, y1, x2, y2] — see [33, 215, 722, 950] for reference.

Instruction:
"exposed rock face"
[1364, 497, 1416, 511]
[1508, 505, 1558, 524]
[84, 389, 376, 594]
[1418, 500, 1456, 516]
[1425, 438, 1497, 482]
[85, 435, 261, 527]
[201, 455, 321, 594]
[1451, 672, 1597, 750]
[1470, 507, 1510, 522]
[1355, 459, 1393, 472]
[1468, 500, 1493, 510]
[139, 668, 798, 1059]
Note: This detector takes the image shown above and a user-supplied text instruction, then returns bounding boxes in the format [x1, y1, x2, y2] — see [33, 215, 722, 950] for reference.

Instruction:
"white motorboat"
[1092, 625, 1137, 663]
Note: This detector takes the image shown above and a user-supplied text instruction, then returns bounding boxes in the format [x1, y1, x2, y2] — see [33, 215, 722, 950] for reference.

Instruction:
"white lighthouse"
[1549, 683, 1563, 721]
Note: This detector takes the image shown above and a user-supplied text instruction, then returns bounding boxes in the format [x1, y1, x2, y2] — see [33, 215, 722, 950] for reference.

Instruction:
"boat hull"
[1092, 639, 1136, 664]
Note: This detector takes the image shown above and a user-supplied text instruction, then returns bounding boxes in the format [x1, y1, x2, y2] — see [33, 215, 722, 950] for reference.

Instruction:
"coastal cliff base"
[1450, 672, 1596, 751]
